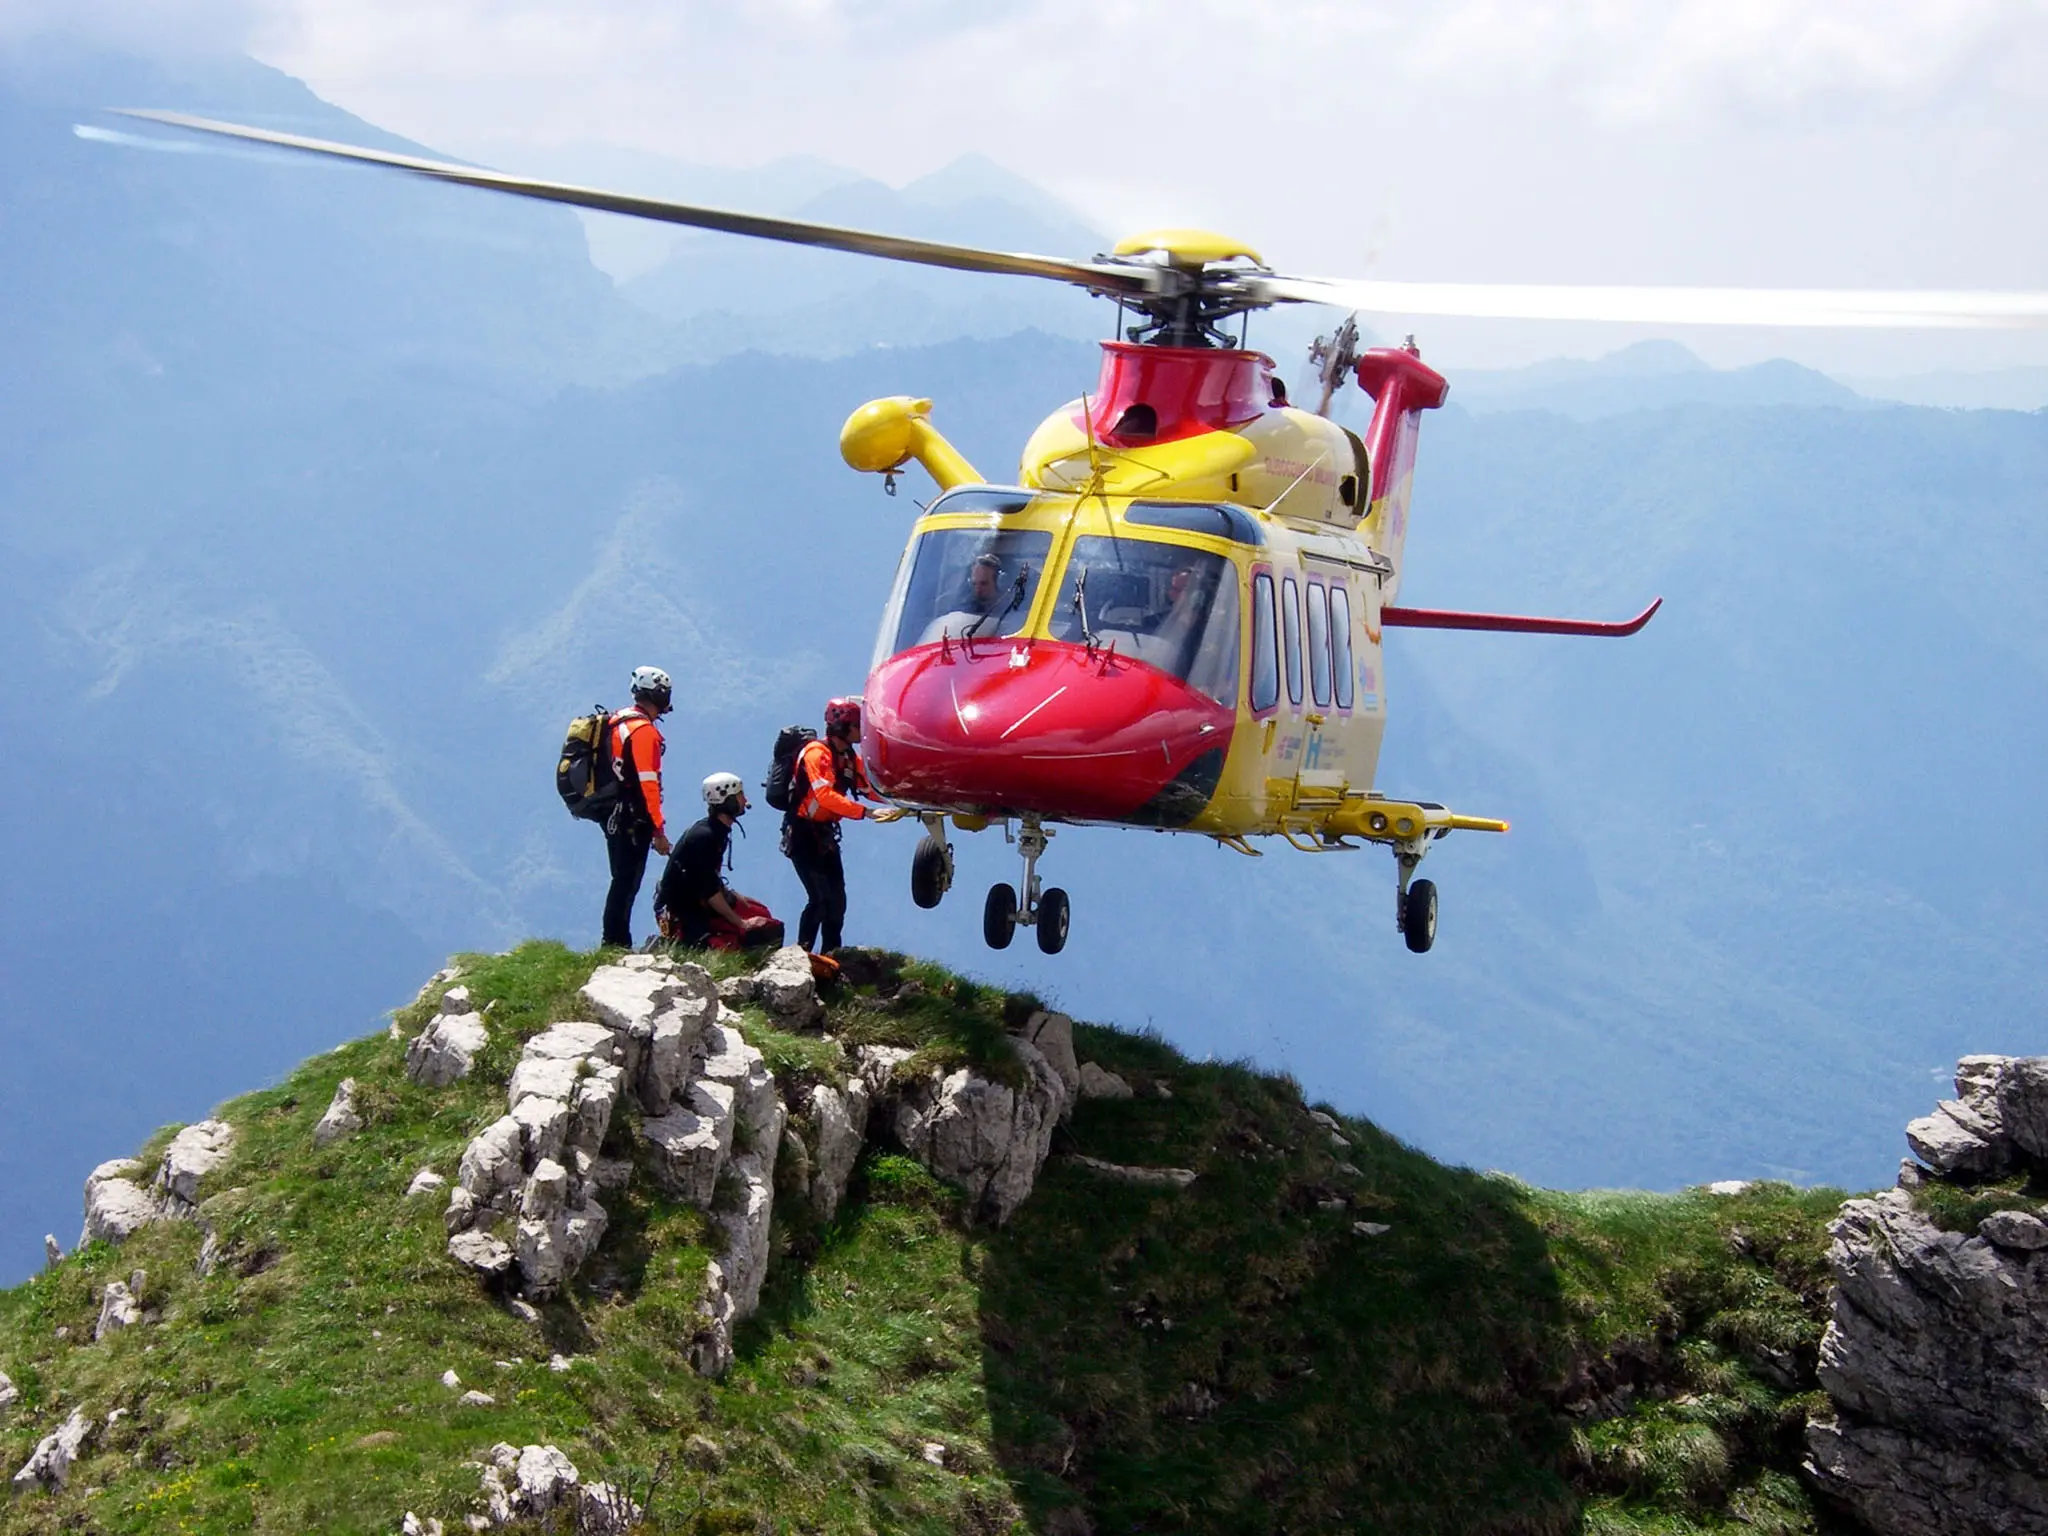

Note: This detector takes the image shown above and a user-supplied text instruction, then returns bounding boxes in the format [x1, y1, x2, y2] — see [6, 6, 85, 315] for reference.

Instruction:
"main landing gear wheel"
[1402, 878, 1438, 954]
[1036, 888, 1071, 955]
[983, 883, 1017, 950]
[911, 834, 948, 909]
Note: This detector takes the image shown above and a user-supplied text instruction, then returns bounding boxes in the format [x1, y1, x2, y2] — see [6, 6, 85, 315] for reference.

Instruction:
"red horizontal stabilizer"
[1381, 597, 1662, 637]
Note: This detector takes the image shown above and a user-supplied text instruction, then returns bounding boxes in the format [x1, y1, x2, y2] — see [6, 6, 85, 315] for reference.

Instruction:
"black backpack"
[764, 725, 817, 813]
[557, 707, 622, 822]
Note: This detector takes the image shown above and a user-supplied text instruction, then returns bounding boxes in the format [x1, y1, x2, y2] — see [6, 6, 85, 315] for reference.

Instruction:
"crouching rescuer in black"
[654, 773, 783, 950]
[782, 697, 901, 953]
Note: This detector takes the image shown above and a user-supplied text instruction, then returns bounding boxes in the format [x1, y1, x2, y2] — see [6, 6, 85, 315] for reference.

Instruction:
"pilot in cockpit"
[965, 553, 1002, 613]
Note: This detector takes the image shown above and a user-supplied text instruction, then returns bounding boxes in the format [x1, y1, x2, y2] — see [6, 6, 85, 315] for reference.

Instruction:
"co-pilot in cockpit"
[1049, 541, 1239, 707]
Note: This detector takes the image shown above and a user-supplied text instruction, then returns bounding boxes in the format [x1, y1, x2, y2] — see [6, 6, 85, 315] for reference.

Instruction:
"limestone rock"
[577, 1481, 643, 1536]
[458, 1389, 496, 1408]
[753, 944, 822, 1025]
[642, 1081, 735, 1207]
[513, 1443, 580, 1515]
[807, 1080, 869, 1223]
[1705, 1179, 1752, 1196]
[506, 1056, 581, 1113]
[1067, 1154, 1196, 1188]
[313, 1079, 363, 1146]
[448, 1229, 515, 1281]
[1904, 1102, 2008, 1177]
[1899, 1054, 2048, 1176]
[0, 1371, 17, 1412]
[1978, 1208, 2048, 1250]
[696, 1023, 779, 1143]
[80, 1172, 158, 1247]
[640, 987, 717, 1114]
[94, 1277, 142, 1339]
[405, 995, 489, 1088]
[443, 1187, 478, 1234]
[11, 1407, 92, 1492]
[509, 1094, 571, 1166]
[156, 1120, 235, 1212]
[1992, 1054, 2048, 1159]
[1805, 1187, 2048, 1533]
[514, 1199, 606, 1299]
[457, 1117, 524, 1202]
[890, 1039, 1066, 1224]
[43, 1235, 61, 1269]
[1016, 1010, 1081, 1109]
[400, 1514, 444, 1536]
[405, 1168, 446, 1198]
[1078, 1062, 1134, 1100]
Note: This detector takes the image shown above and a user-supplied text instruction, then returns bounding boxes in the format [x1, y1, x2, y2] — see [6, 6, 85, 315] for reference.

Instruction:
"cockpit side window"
[1049, 538, 1240, 703]
[884, 527, 1053, 656]
[1251, 572, 1278, 712]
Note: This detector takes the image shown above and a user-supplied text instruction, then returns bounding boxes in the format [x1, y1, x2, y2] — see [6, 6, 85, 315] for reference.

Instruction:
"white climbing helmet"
[630, 665, 672, 700]
[701, 771, 744, 807]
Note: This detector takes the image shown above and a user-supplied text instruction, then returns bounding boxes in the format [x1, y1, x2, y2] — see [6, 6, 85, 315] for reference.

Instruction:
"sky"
[14, 0, 2048, 373]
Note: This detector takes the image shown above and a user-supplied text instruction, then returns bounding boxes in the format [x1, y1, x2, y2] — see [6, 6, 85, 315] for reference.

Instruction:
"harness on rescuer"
[764, 725, 817, 814]
[557, 706, 620, 821]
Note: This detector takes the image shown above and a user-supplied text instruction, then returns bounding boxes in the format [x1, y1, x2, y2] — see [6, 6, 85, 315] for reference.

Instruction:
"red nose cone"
[864, 639, 1233, 824]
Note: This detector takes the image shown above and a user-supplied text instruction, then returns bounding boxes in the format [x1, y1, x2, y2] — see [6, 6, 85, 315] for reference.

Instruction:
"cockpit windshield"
[884, 527, 1054, 656]
[1048, 539, 1240, 707]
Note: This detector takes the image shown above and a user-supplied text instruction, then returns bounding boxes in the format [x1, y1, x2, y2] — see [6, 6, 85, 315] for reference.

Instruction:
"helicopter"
[116, 111, 2048, 958]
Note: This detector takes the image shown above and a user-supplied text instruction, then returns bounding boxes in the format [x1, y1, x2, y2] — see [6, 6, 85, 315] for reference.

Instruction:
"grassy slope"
[0, 943, 1858, 1535]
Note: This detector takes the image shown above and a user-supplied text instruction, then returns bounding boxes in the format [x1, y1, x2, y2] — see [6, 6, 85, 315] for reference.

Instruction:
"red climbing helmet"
[824, 696, 863, 731]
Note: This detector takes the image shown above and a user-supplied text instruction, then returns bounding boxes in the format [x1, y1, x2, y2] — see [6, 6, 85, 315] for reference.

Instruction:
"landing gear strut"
[910, 814, 953, 909]
[984, 816, 1070, 954]
[1394, 844, 1438, 954]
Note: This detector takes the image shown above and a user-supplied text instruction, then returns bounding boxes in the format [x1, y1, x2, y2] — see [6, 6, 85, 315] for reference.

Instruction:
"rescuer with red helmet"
[602, 665, 672, 948]
[783, 696, 900, 952]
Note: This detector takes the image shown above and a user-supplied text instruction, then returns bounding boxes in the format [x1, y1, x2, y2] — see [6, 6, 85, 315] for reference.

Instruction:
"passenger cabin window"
[1306, 582, 1331, 707]
[1281, 575, 1303, 706]
[1251, 572, 1278, 712]
[1049, 539, 1240, 707]
[884, 527, 1053, 657]
[1330, 583, 1355, 709]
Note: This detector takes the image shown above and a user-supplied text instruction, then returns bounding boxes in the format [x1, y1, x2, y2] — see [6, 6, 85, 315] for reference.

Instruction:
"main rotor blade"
[1250, 274, 2048, 330]
[113, 110, 1155, 297]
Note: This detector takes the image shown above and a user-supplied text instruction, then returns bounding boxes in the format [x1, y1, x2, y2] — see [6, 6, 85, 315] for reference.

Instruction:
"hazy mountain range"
[2, 39, 2043, 1282]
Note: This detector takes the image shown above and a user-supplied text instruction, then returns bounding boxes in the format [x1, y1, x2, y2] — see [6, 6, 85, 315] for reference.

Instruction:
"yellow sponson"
[1110, 229, 1264, 267]
[839, 397, 981, 491]
[1322, 799, 1510, 842]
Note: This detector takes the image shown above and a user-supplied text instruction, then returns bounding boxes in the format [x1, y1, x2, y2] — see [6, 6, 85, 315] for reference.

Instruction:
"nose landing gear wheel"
[983, 882, 1018, 949]
[1036, 887, 1070, 954]
[911, 834, 949, 909]
[1402, 877, 1438, 953]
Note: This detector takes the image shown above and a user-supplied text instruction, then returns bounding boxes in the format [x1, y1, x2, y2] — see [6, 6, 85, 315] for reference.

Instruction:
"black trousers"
[603, 818, 653, 949]
[787, 822, 847, 953]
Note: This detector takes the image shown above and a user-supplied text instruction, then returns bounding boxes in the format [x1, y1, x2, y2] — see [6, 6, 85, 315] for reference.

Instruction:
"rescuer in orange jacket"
[782, 696, 900, 953]
[602, 665, 672, 948]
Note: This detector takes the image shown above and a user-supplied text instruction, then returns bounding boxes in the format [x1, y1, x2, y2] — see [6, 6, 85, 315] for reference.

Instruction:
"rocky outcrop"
[1805, 1054, 2048, 1535]
[445, 1017, 621, 1298]
[11, 1408, 92, 1492]
[719, 944, 823, 1028]
[312, 1078, 362, 1146]
[405, 986, 488, 1087]
[1902, 1054, 2048, 1177]
[803, 1080, 870, 1222]
[94, 1273, 144, 1339]
[78, 1120, 237, 1248]
[470, 1441, 638, 1533]
[1017, 1010, 1080, 1115]
[860, 1038, 1068, 1224]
